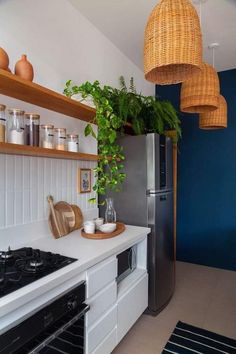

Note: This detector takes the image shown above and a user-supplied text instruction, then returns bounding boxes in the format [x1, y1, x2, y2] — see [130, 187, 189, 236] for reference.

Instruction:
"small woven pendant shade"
[180, 63, 220, 113]
[199, 95, 227, 130]
[144, 0, 203, 85]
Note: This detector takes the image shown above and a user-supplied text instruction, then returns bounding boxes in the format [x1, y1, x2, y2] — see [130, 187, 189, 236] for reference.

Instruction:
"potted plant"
[63, 78, 181, 203]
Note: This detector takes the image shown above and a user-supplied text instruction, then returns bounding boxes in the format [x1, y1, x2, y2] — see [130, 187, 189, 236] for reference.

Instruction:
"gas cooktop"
[0, 247, 77, 298]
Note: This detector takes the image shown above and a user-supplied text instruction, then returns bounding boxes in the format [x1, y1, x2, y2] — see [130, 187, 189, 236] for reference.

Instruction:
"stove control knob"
[67, 300, 77, 311]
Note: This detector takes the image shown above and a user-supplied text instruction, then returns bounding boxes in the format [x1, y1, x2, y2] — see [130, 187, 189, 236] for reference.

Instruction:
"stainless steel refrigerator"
[101, 133, 175, 315]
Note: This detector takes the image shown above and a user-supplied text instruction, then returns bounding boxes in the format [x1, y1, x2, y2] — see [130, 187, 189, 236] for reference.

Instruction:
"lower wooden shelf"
[0, 142, 98, 161]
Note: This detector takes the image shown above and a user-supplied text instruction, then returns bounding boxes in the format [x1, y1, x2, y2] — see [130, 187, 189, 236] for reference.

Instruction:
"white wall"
[0, 0, 154, 240]
[0, 0, 154, 95]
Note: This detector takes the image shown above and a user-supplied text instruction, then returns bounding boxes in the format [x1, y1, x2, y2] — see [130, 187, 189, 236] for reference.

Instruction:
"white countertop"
[0, 224, 150, 334]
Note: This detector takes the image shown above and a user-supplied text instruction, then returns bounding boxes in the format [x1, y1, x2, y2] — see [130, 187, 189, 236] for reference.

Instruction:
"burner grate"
[0, 247, 77, 298]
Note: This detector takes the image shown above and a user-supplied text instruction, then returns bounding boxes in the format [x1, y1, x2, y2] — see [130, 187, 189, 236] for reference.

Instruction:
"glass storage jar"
[25, 113, 40, 146]
[0, 104, 6, 143]
[54, 128, 67, 150]
[7, 109, 25, 145]
[67, 133, 79, 152]
[40, 125, 54, 149]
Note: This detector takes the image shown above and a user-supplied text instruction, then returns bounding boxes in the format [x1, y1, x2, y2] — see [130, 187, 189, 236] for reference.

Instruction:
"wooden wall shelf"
[0, 69, 96, 122]
[0, 143, 98, 161]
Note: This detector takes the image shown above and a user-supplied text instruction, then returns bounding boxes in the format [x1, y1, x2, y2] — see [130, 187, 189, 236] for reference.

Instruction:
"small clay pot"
[0, 47, 9, 70]
[15, 54, 34, 81]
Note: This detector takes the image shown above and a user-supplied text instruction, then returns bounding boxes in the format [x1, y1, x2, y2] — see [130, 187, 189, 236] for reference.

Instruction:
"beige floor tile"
[113, 262, 236, 353]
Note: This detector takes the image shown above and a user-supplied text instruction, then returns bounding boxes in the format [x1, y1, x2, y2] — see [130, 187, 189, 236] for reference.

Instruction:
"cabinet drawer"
[86, 281, 117, 328]
[92, 327, 117, 354]
[117, 272, 148, 343]
[86, 304, 117, 354]
[86, 256, 117, 298]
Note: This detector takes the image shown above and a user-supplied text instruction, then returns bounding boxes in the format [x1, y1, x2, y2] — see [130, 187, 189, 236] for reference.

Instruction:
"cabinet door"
[117, 273, 148, 343]
[86, 256, 117, 298]
[86, 281, 116, 328]
[92, 327, 117, 354]
[86, 305, 117, 354]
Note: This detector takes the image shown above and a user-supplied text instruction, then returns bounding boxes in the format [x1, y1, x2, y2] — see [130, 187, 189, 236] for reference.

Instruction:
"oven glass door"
[17, 304, 90, 354]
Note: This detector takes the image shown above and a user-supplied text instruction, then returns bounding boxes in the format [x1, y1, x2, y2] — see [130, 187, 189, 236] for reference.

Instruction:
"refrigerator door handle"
[147, 189, 173, 196]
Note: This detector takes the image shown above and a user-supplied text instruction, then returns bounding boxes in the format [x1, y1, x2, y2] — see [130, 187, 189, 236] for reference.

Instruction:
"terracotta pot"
[15, 54, 34, 81]
[0, 47, 9, 70]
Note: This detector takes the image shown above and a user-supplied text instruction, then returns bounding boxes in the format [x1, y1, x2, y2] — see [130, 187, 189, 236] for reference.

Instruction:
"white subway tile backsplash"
[6, 155, 15, 190]
[15, 156, 23, 190]
[23, 157, 30, 190]
[0, 190, 5, 228]
[0, 155, 6, 187]
[6, 190, 14, 226]
[0, 154, 97, 229]
[15, 191, 23, 225]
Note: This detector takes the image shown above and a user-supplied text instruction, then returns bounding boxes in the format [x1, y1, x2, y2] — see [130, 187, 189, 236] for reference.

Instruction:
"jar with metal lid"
[7, 109, 25, 145]
[67, 133, 79, 152]
[54, 128, 67, 151]
[0, 104, 6, 143]
[40, 125, 54, 149]
[25, 113, 40, 146]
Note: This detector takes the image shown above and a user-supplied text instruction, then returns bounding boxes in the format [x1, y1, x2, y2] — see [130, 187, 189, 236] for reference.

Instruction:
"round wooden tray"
[81, 222, 125, 240]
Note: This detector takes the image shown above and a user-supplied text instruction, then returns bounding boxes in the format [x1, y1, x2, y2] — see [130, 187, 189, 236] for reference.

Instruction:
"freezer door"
[99, 134, 148, 226]
[147, 191, 175, 314]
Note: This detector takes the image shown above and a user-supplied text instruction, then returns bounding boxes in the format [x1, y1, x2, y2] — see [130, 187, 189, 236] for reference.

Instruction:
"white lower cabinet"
[86, 305, 117, 353]
[117, 272, 148, 343]
[86, 281, 117, 327]
[85, 238, 148, 353]
[92, 327, 117, 354]
[86, 256, 117, 298]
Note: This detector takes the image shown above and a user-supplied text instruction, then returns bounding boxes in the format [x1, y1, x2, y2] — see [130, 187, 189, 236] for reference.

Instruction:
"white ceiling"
[70, 0, 236, 73]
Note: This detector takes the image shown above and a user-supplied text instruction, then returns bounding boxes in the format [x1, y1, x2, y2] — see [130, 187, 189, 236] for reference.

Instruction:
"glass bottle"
[25, 113, 40, 146]
[67, 133, 79, 152]
[7, 109, 25, 145]
[54, 128, 67, 151]
[0, 104, 6, 143]
[40, 124, 54, 149]
[105, 197, 116, 223]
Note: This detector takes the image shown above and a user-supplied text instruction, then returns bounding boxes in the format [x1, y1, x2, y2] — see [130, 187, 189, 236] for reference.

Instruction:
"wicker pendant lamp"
[180, 63, 220, 113]
[144, 0, 203, 85]
[199, 95, 227, 129]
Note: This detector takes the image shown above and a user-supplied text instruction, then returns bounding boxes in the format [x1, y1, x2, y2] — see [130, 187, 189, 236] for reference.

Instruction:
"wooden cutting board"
[70, 204, 83, 231]
[47, 196, 75, 238]
[54, 201, 75, 230]
[81, 222, 125, 240]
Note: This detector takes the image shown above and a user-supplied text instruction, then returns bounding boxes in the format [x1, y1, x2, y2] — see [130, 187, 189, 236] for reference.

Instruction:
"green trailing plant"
[63, 77, 181, 202]
[64, 80, 126, 204]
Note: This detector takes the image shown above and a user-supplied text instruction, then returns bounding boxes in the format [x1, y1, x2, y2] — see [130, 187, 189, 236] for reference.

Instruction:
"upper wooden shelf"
[0, 142, 98, 161]
[0, 69, 96, 122]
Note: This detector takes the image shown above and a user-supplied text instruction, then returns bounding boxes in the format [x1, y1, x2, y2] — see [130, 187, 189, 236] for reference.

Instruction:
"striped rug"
[162, 321, 236, 354]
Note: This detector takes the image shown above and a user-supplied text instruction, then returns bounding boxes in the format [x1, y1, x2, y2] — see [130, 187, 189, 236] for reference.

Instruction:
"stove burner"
[0, 247, 77, 298]
[1, 247, 13, 260]
[29, 259, 44, 268]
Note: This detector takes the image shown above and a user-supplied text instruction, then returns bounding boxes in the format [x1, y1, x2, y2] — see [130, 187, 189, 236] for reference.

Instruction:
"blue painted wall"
[156, 69, 236, 271]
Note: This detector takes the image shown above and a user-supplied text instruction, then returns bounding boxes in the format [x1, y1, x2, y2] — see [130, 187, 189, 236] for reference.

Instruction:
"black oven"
[117, 245, 137, 283]
[0, 281, 89, 354]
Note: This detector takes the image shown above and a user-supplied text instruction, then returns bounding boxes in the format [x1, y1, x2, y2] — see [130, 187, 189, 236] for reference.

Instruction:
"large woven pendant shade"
[180, 63, 220, 113]
[144, 0, 203, 85]
[199, 95, 227, 130]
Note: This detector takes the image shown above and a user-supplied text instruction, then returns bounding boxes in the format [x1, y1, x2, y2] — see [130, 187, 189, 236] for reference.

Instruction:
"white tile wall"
[0, 154, 97, 229]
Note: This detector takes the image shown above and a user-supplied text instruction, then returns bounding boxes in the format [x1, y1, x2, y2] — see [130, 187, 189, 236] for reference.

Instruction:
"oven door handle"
[77, 303, 90, 318]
